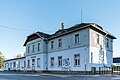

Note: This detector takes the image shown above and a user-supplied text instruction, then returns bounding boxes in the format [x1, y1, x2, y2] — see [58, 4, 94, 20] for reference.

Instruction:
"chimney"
[61, 22, 64, 30]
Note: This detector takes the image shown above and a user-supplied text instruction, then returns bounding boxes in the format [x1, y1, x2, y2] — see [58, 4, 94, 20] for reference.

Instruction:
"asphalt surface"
[0, 71, 120, 80]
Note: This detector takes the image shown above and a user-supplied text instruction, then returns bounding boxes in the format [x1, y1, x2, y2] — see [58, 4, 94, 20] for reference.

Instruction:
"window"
[106, 38, 109, 48]
[58, 56, 62, 67]
[37, 58, 40, 67]
[13, 62, 16, 68]
[24, 61, 26, 68]
[10, 63, 12, 68]
[32, 45, 35, 52]
[28, 46, 30, 53]
[58, 39, 62, 47]
[27, 60, 30, 68]
[51, 57, 54, 67]
[18, 61, 20, 68]
[5, 63, 6, 68]
[96, 34, 99, 44]
[91, 52, 93, 63]
[38, 43, 40, 51]
[51, 41, 54, 49]
[75, 34, 79, 44]
[74, 54, 80, 66]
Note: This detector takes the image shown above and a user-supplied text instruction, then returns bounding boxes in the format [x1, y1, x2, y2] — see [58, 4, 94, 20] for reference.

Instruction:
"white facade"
[4, 57, 25, 71]
[4, 23, 116, 72]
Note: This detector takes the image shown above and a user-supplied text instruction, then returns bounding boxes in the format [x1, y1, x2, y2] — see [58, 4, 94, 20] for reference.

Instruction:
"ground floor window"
[74, 54, 80, 66]
[27, 60, 30, 68]
[37, 58, 40, 67]
[24, 61, 26, 68]
[58, 56, 62, 67]
[51, 57, 54, 67]
[10, 63, 12, 68]
[13, 62, 16, 68]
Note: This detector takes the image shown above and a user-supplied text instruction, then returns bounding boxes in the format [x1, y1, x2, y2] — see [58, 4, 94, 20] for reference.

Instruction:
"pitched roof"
[4, 57, 25, 62]
[48, 23, 116, 40]
[23, 23, 116, 46]
[23, 32, 51, 46]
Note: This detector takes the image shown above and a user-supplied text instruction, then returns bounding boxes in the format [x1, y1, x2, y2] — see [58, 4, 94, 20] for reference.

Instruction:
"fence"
[112, 66, 120, 75]
[98, 66, 120, 75]
[99, 67, 112, 74]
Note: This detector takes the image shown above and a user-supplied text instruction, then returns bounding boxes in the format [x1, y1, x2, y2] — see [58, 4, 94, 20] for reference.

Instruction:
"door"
[32, 59, 35, 70]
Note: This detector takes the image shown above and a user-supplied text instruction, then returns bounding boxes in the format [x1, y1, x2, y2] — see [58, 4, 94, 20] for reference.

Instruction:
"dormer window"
[75, 34, 79, 44]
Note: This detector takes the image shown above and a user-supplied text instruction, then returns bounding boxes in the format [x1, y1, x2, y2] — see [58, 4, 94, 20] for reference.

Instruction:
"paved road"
[0, 71, 120, 80]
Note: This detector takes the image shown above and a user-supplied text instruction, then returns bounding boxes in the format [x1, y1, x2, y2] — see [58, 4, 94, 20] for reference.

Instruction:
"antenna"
[81, 9, 83, 23]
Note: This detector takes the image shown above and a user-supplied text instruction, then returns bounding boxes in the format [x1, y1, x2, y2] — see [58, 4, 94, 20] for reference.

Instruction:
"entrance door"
[32, 59, 35, 70]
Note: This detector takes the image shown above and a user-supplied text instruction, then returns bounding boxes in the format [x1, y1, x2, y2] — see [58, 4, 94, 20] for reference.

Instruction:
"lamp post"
[85, 58, 86, 74]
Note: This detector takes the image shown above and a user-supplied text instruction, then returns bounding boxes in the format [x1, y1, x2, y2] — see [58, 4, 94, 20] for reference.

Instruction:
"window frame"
[38, 43, 40, 51]
[74, 54, 80, 66]
[51, 41, 54, 49]
[106, 38, 109, 48]
[27, 60, 30, 68]
[28, 46, 30, 53]
[37, 58, 40, 68]
[96, 34, 99, 44]
[50, 57, 54, 67]
[58, 56, 62, 67]
[58, 39, 62, 48]
[32, 45, 35, 52]
[75, 34, 79, 44]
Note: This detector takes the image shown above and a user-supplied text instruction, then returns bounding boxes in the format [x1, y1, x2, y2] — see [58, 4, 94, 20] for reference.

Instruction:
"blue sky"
[0, 0, 119, 59]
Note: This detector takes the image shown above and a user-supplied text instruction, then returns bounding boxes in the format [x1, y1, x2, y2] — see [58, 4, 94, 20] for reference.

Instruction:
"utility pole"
[81, 9, 83, 23]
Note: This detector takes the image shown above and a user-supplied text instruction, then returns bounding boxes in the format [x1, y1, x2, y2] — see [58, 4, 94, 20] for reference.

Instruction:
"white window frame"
[38, 43, 40, 51]
[37, 58, 40, 67]
[27, 60, 30, 68]
[51, 57, 54, 67]
[58, 39, 62, 48]
[74, 54, 80, 66]
[58, 56, 62, 67]
[96, 34, 99, 44]
[51, 41, 54, 49]
[75, 34, 79, 44]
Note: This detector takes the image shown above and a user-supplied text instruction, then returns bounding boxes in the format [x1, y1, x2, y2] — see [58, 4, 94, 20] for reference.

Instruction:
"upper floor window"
[38, 43, 40, 51]
[51, 41, 54, 49]
[106, 38, 109, 48]
[58, 39, 62, 47]
[28, 46, 30, 53]
[74, 54, 80, 66]
[75, 34, 79, 44]
[58, 56, 62, 67]
[96, 34, 99, 44]
[32, 45, 35, 52]
[51, 57, 54, 67]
